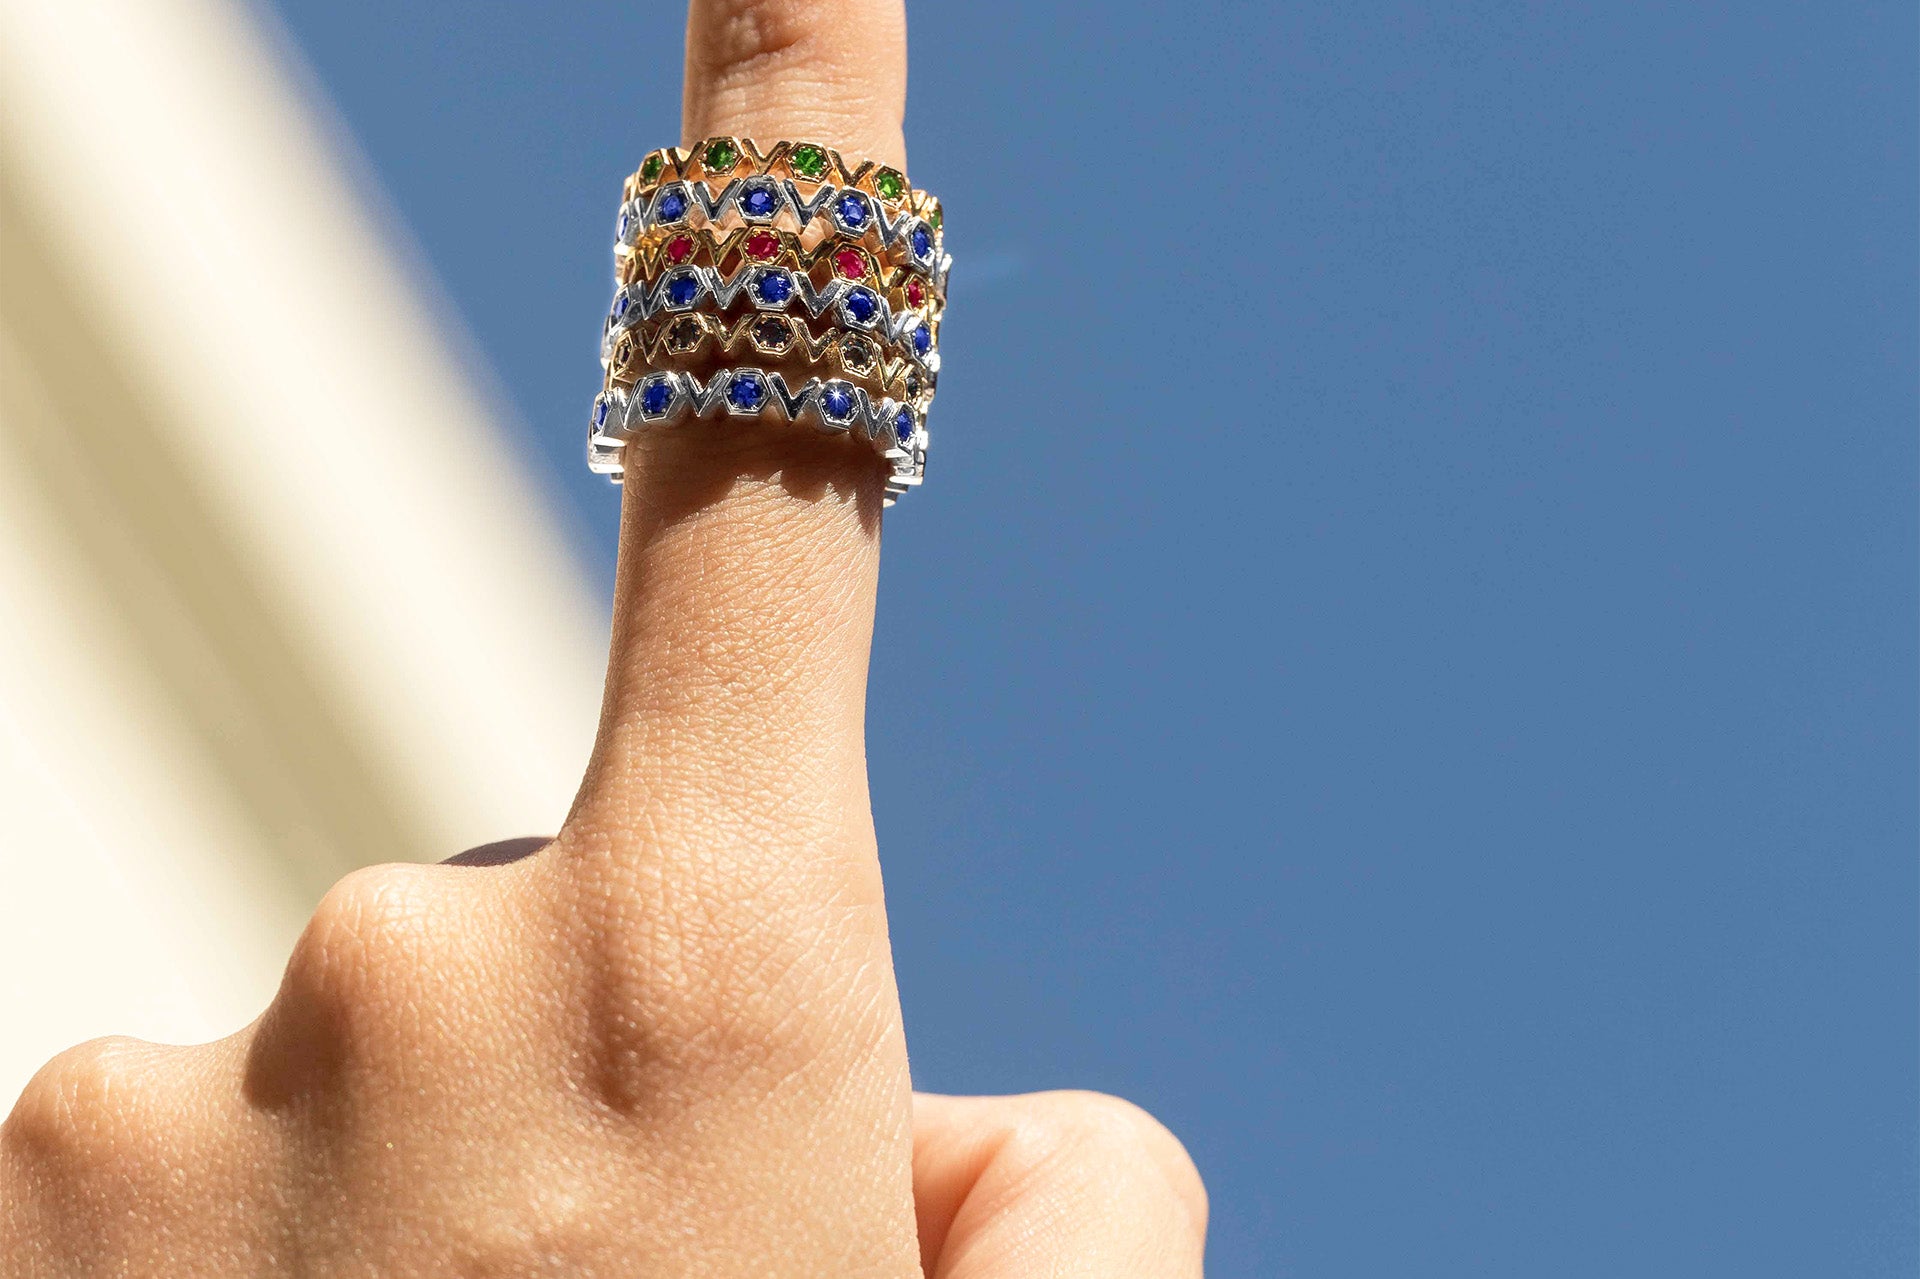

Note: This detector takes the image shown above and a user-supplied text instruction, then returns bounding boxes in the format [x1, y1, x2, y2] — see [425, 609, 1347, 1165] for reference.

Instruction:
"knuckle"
[552, 842, 889, 1105]
[251, 864, 477, 1102]
[692, 0, 819, 80]
[2, 1037, 176, 1178]
[1015, 1090, 1210, 1236]
[285, 863, 449, 1018]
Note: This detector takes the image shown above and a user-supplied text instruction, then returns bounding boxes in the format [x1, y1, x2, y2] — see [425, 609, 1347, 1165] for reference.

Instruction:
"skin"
[0, 1, 1208, 1274]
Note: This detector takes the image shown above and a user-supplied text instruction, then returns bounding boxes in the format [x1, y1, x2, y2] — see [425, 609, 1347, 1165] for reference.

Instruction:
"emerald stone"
[704, 139, 738, 170]
[874, 168, 905, 201]
[930, 204, 943, 230]
[789, 144, 826, 178]
[640, 154, 663, 183]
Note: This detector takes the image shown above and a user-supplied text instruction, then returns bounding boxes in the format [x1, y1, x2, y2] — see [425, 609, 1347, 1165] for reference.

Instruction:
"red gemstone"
[666, 234, 694, 263]
[905, 278, 926, 307]
[745, 231, 780, 260]
[833, 248, 867, 279]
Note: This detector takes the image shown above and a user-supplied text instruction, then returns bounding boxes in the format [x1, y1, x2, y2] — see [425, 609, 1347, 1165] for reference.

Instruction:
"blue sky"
[260, 3, 1917, 1272]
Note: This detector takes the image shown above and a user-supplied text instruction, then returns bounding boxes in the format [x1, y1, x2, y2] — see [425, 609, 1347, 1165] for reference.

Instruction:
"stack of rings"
[587, 137, 951, 506]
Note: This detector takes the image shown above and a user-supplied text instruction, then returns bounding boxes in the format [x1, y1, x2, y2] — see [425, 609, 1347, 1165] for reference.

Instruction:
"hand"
[0, 1, 1206, 1273]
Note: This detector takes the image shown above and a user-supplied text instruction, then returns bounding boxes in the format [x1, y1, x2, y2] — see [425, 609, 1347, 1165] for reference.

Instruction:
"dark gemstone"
[835, 192, 869, 229]
[641, 380, 673, 414]
[656, 190, 687, 221]
[740, 183, 778, 218]
[842, 339, 873, 370]
[728, 373, 766, 410]
[666, 317, 703, 350]
[754, 269, 793, 305]
[843, 287, 879, 325]
[821, 384, 855, 420]
[752, 318, 792, 350]
[667, 274, 700, 306]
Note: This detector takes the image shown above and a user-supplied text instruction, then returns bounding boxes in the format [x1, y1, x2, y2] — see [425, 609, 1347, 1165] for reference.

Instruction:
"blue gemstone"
[668, 274, 700, 306]
[820, 385, 855, 420]
[612, 293, 630, 318]
[728, 373, 766, 410]
[835, 192, 869, 228]
[754, 269, 792, 305]
[617, 211, 631, 239]
[593, 397, 610, 427]
[843, 287, 879, 324]
[641, 380, 673, 414]
[894, 408, 915, 444]
[910, 226, 933, 259]
[911, 323, 932, 355]
[656, 190, 687, 221]
[740, 184, 778, 218]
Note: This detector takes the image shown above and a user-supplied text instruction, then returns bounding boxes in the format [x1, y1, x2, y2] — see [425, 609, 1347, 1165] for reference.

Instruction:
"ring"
[624, 137, 943, 230]
[606, 313, 935, 402]
[617, 182, 947, 280]
[601, 264, 940, 374]
[588, 370, 928, 507]
[591, 141, 947, 504]
[618, 227, 944, 311]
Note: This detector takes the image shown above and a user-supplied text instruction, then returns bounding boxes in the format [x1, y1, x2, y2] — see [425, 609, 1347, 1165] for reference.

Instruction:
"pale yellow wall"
[0, 0, 608, 1103]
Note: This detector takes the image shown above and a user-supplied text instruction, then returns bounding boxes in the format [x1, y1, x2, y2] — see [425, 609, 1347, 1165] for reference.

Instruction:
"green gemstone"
[930, 204, 943, 230]
[874, 168, 905, 201]
[789, 144, 826, 177]
[640, 154, 663, 183]
[704, 139, 738, 170]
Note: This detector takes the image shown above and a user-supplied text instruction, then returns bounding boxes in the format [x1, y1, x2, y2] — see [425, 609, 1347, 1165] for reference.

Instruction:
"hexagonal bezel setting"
[661, 268, 703, 311]
[830, 191, 871, 235]
[635, 374, 677, 422]
[905, 219, 935, 265]
[748, 267, 795, 310]
[818, 380, 858, 429]
[737, 179, 780, 222]
[651, 183, 692, 225]
[724, 370, 769, 415]
[838, 285, 882, 330]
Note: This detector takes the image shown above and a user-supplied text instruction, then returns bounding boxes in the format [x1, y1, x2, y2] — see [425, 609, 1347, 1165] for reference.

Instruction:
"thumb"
[913, 1092, 1210, 1277]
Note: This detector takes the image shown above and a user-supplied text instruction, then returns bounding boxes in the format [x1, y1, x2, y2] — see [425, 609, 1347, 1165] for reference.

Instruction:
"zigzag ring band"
[589, 141, 947, 505]
[588, 369, 927, 505]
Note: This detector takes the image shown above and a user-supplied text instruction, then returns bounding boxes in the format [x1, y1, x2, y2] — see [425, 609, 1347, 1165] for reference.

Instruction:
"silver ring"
[588, 369, 928, 505]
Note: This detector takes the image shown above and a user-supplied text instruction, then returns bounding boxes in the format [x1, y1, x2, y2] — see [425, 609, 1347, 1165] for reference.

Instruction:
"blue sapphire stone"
[656, 190, 688, 221]
[843, 287, 879, 325]
[728, 373, 767, 410]
[910, 226, 933, 260]
[820, 385, 855, 421]
[612, 293, 630, 319]
[893, 408, 915, 444]
[740, 184, 779, 218]
[911, 323, 932, 355]
[641, 379, 673, 415]
[835, 192, 869, 228]
[667, 274, 700, 307]
[754, 269, 792, 305]
[617, 210, 632, 239]
[593, 397, 610, 428]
